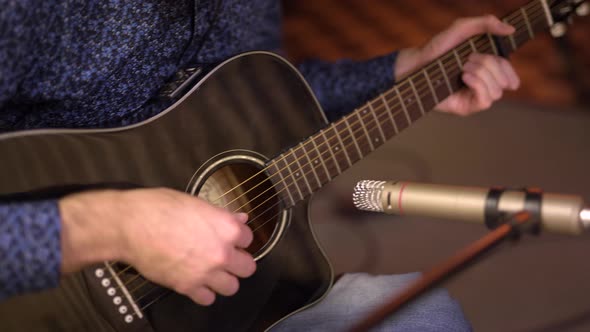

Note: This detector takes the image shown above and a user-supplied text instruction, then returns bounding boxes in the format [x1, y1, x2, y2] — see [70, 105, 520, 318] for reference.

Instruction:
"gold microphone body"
[352, 180, 589, 236]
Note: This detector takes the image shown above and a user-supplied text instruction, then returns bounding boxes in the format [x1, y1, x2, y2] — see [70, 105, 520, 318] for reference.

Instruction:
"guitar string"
[111, 0, 559, 304]
[209, 0, 548, 212]
[245, 1, 552, 231]
[207, 0, 551, 209]
[123, 5, 552, 303]
[135, 13, 559, 313]
[116, 5, 548, 297]
[232, 5, 550, 221]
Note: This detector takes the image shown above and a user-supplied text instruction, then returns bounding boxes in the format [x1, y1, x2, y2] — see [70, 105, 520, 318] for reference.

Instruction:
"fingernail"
[235, 212, 249, 223]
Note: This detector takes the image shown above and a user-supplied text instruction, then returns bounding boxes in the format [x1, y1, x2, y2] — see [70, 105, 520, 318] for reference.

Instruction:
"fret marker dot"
[295, 173, 300, 177]
[314, 160, 319, 164]
[374, 138, 379, 143]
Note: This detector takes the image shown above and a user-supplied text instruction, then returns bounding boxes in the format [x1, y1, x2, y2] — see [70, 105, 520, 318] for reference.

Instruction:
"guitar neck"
[267, 0, 558, 208]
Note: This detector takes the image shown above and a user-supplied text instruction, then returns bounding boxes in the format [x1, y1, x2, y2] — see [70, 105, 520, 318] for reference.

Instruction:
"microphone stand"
[348, 210, 538, 332]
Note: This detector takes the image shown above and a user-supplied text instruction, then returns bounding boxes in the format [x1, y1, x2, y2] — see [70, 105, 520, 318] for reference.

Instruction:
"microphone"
[353, 180, 590, 235]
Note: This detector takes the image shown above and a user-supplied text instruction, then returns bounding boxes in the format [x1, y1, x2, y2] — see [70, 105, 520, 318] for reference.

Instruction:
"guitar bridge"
[83, 263, 156, 332]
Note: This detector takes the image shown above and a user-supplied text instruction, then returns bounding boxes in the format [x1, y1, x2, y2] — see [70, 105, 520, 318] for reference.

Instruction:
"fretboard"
[267, 0, 561, 209]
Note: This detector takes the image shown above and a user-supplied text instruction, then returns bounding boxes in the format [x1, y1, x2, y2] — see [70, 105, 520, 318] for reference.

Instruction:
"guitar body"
[0, 52, 333, 331]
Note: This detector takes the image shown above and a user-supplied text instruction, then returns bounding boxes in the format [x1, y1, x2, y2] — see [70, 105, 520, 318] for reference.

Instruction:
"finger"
[453, 15, 515, 39]
[231, 212, 254, 248]
[206, 270, 240, 297]
[468, 53, 509, 90]
[234, 212, 249, 224]
[498, 57, 520, 90]
[215, 213, 253, 248]
[435, 91, 472, 116]
[462, 72, 492, 111]
[187, 286, 216, 306]
[226, 248, 256, 278]
[234, 221, 254, 249]
[463, 60, 502, 101]
[434, 15, 515, 53]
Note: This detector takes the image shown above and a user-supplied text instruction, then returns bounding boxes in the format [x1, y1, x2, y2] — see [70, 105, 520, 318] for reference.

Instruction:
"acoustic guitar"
[0, 1, 585, 331]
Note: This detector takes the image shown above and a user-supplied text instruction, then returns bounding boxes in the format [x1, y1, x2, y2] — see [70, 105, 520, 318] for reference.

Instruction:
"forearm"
[59, 190, 125, 274]
[394, 47, 425, 81]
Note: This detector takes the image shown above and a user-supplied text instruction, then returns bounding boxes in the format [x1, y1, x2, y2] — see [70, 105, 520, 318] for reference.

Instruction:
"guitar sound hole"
[196, 161, 285, 258]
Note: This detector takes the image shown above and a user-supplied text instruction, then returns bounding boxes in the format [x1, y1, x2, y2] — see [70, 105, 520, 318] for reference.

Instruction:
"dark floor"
[308, 101, 590, 331]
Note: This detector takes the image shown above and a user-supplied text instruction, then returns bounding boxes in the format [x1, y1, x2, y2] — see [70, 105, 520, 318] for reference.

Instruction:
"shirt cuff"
[0, 200, 61, 301]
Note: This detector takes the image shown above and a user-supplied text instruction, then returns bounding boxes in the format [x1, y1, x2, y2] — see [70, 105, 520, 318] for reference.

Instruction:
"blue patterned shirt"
[0, 0, 397, 300]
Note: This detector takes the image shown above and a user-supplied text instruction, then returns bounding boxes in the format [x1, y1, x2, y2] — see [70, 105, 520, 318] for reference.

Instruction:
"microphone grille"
[353, 180, 386, 212]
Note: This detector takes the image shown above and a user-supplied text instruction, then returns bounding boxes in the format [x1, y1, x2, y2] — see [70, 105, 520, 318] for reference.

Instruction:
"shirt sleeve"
[0, 200, 62, 301]
[296, 52, 398, 121]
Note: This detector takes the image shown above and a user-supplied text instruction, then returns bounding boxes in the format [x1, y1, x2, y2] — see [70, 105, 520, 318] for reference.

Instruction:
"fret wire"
[143, 7, 553, 311]
[309, 137, 332, 186]
[256, 0, 556, 210]
[278, 6, 552, 205]
[230, 2, 552, 211]
[243, 5, 552, 215]
[395, 87, 412, 123]
[299, 143, 322, 188]
[292, 147, 314, 194]
[423, 70, 439, 104]
[357, 110, 375, 151]
[246, 11, 544, 227]
[504, 18, 518, 51]
[268, 162, 295, 206]
[468, 38, 478, 53]
[338, 117, 362, 160]
[380, 93, 399, 134]
[487, 33, 499, 56]
[404, 6, 544, 99]
[407, 0, 543, 94]
[239, 5, 552, 210]
[437, 59, 454, 95]
[452, 48, 463, 70]
[214, 0, 549, 212]
[310, 136, 332, 181]
[276, 7, 552, 202]
[321, 129, 342, 175]
[245, 4, 556, 233]
[281, 155, 304, 200]
[408, 77, 426, 115]
[539, 0, 555, 26]
[368, 102, 387, 141]
[331, 122, 353, 167]
[521, 7, 535, 38]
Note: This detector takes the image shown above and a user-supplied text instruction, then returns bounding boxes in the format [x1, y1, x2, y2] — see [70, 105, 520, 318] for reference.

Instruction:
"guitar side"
[0, 52, 334, 331]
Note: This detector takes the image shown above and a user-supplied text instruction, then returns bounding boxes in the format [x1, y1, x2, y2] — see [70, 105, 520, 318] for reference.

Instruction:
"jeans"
[271, 272, 472, 331]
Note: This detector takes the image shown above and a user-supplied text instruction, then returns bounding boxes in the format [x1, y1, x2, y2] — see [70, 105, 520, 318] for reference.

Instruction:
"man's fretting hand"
[59, 188, 256, 306]
[395, 15, 521, 116]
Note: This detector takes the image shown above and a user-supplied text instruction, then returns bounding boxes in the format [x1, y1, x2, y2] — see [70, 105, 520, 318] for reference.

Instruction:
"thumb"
[453, 15, 515, 39]
[422, 15, 514, 62]
[480, 15, 515, 36]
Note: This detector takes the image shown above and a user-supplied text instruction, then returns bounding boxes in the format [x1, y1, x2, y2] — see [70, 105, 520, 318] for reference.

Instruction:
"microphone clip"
[485, 187, 543, 239]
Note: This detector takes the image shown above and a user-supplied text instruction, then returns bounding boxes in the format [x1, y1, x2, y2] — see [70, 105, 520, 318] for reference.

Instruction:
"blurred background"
[281, 1, 590, 331]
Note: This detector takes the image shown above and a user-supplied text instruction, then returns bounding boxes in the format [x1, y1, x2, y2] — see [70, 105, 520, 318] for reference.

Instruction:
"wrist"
[59, 190, 126, 274]
[394, 47, 425, 81]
